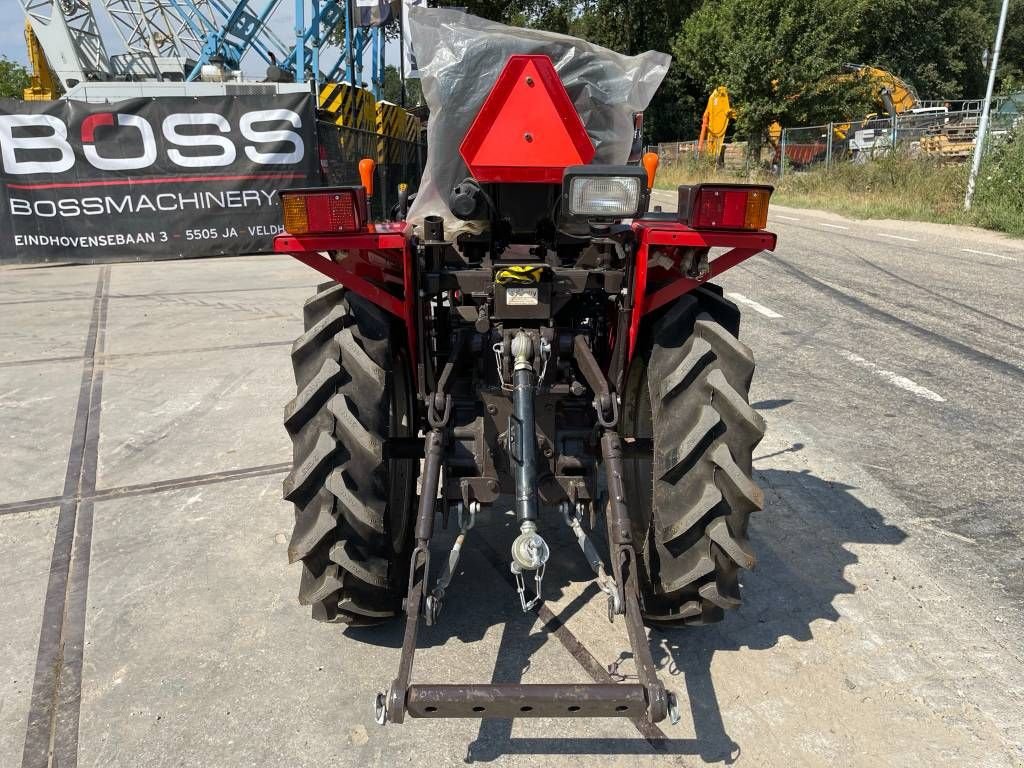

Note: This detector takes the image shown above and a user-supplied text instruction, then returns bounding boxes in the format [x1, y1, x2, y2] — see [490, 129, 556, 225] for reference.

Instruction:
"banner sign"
[355, 0, 398, 27]
[0, 93, 319, 264]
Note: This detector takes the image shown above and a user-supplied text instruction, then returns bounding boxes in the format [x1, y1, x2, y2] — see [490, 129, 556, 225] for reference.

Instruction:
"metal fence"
[656, 140, 701, 166]
[779, 107, 1021, 176]
[655, 139, 764, 174]
[655, 98, 1022, 178]
[316, 121, 426, 220]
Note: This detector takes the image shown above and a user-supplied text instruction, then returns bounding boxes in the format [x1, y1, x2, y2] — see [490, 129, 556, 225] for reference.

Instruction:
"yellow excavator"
[23, 20, 60, 101]
[845, 63, 918, 116]
[701, 63, 919, 158]
[697, 86, 736, 160]
[773, 64, 920, 144]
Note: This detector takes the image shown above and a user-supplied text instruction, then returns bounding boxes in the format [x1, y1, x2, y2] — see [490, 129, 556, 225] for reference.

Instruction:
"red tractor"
[275, 53, 776, 726]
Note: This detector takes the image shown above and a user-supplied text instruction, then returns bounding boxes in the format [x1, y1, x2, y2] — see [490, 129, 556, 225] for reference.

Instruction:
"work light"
[562, 165, 648, 219]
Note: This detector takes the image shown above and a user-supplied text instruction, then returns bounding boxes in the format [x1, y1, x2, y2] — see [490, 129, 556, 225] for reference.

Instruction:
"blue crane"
[164, 0, 388, 95]
[18, 0, 391, 97]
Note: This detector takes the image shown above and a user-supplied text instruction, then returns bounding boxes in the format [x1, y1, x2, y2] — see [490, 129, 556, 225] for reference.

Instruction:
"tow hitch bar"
[375, 335, 678, 726]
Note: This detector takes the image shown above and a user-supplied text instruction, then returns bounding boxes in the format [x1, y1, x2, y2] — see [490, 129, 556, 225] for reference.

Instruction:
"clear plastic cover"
[406, 7, 670, 234]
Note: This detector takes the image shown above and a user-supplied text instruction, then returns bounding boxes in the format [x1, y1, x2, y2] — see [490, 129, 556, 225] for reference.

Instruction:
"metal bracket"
[561, 501, 620, 619]
[601, 430, 669, 724]
[573, 334, 619, 428]
[426, 501, 478, 625]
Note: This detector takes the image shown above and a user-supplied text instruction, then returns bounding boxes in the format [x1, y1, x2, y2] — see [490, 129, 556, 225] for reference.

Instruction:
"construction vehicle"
[698, 85, 736, 161]
[841, 64, 926, 159]
[23, 20, 59, 100]
[275, 41, 775, 726]
[844, 63, 918, 116]
[765, 64, 921, 165]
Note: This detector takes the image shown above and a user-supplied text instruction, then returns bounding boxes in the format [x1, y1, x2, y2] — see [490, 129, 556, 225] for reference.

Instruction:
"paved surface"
[1, 202, 1023, 767]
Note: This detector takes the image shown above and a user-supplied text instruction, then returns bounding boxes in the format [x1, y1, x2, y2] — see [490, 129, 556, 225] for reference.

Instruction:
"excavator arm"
[842, 63, 919, 115]
[698, 85, 735, 160]
[23, 20, 60, 100]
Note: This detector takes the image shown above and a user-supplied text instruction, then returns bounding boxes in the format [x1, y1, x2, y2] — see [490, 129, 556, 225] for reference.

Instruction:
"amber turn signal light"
[677, 183, 773, 231]
[279, 187, 368, 235]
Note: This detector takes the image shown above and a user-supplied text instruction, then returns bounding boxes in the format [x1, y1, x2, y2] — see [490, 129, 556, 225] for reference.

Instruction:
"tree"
[440, 0, 705, 143]
[996, 0, 1024, 92]
[444, 1, 573, 32]
[0, 57, 31, 100]
[381, 63, 423, 105]
[855, 0, 992, 99]
[674, 0, 874, 146]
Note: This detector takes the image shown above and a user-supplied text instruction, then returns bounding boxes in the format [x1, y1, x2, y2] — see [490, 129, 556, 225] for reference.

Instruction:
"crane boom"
[20, 0, 114, 89]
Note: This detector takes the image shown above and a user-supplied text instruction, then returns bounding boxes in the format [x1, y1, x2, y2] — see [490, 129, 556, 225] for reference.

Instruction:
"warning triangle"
[460, 55, 596, 183]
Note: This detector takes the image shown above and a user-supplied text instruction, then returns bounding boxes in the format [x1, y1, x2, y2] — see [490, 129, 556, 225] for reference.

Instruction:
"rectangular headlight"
[562, 165, 648, 219]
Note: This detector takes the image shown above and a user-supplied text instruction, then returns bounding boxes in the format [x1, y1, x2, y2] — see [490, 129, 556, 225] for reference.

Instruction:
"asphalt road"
[663, 193, 1024, 631]
[1, 202, 1022, 767]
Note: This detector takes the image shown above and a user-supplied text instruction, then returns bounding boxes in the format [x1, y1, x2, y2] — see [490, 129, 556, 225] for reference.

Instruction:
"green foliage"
[771, 151, 971, 225]
[972, 130, 1024, 234]
[998, 1, 1024, 87]
[0, 57, 31, 100]
[855, 0, 992, 98]
[434, 0, 1015, 146]
[381, 64, 423, 106]
[674, 0, 879, 145]
[442, 1, 572, 31]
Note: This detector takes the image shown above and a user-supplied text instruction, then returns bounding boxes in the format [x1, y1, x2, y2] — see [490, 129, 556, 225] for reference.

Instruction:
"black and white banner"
[0, 93, 319, 263]
[355, 0, 398, 27]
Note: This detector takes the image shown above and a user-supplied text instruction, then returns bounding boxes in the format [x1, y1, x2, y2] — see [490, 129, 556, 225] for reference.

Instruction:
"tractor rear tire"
[282, 283, 416, 625]
[621, 286, 766, 626]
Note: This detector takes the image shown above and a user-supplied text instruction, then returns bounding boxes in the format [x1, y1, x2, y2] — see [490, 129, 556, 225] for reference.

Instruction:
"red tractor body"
[276, 53, 776, 726]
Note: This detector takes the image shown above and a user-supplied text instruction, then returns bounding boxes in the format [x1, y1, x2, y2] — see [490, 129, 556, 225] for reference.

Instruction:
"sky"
[2, 0, 28, 64]
[3, 0, 402, 80]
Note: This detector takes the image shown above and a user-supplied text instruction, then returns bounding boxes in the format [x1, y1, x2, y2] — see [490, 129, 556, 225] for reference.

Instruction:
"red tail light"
[280, 187, 367, 235]
[678, 184, 773, 230]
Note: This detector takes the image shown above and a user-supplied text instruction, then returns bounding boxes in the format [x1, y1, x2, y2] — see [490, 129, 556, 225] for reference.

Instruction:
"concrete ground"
[1, 202, 1023, 767]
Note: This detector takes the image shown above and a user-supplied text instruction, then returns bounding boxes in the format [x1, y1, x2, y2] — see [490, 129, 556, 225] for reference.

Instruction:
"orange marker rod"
[641, 152, 660, 190]
[358, 158, 376, 197]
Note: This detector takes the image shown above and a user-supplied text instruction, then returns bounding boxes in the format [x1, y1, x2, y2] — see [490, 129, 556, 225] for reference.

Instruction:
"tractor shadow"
[455, 461, 907, 763]
[341, 505, 607, 651]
